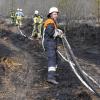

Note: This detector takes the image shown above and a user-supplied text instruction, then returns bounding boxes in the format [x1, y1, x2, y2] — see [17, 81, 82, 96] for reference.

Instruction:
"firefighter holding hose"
[42, 7, 63, 84]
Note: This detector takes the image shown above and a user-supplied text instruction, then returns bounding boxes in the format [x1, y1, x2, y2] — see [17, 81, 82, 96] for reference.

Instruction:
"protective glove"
[54, 29, 64, 38]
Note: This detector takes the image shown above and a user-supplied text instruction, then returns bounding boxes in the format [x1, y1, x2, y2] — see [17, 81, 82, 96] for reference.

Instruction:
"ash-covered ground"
[0, 18, 99, 100]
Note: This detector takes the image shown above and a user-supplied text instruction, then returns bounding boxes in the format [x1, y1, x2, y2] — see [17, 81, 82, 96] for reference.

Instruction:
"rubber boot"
[47, 71, 59, 85]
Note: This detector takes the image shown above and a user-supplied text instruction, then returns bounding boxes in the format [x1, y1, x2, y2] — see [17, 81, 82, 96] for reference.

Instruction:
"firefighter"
[42, 7, 63, 84]
[15, 8, 24, 27]
[31, 10, 43, 39]
[10, 10, 16, 24]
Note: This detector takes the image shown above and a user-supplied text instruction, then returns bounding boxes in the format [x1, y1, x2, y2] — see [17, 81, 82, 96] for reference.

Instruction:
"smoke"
[0, 0, 97, 19]
[0, 0, 58, 16]
[58, 0, 97, 20]
[78, 0, 95, 17]
[0, 0, 10, 15]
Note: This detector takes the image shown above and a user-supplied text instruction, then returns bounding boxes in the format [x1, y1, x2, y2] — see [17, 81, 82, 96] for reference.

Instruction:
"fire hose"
[17, 26, 100, 97]
[58, 35, 100, 97]
[17, 26, 33, 40]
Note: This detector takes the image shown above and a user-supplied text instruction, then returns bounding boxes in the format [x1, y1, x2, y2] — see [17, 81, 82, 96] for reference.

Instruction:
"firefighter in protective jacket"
[43, 7, 63, 84]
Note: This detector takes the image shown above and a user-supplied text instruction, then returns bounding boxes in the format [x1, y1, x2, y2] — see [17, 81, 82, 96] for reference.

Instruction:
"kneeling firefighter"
[42, 7, 63, 84]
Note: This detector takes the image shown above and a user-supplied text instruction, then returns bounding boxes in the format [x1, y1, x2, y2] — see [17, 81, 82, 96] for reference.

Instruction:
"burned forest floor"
[0, 18, 100, 100]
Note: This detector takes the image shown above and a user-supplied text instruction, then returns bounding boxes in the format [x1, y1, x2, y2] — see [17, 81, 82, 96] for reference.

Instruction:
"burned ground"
[0, 18, 99, 100]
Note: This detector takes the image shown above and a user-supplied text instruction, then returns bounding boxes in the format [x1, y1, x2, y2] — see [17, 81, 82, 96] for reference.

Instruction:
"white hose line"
[17, 26, 33, 40]
[58, 49, 94, 92]
[81, 70, 100, 88]
[58, 49, 100, 88]
[61, 36, 95, 93]
[57, 50, 75, 66]
[17, 26, 27, 37]
[69, 60, 94, 93]
[62, 36, 100, 87]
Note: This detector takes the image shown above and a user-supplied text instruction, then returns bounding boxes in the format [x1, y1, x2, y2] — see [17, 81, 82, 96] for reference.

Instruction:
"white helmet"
[20, 9, 22, 11]
[49, 7, 59, 14]
[17, 8, 20, 11]
[35, 10, 39, 15]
